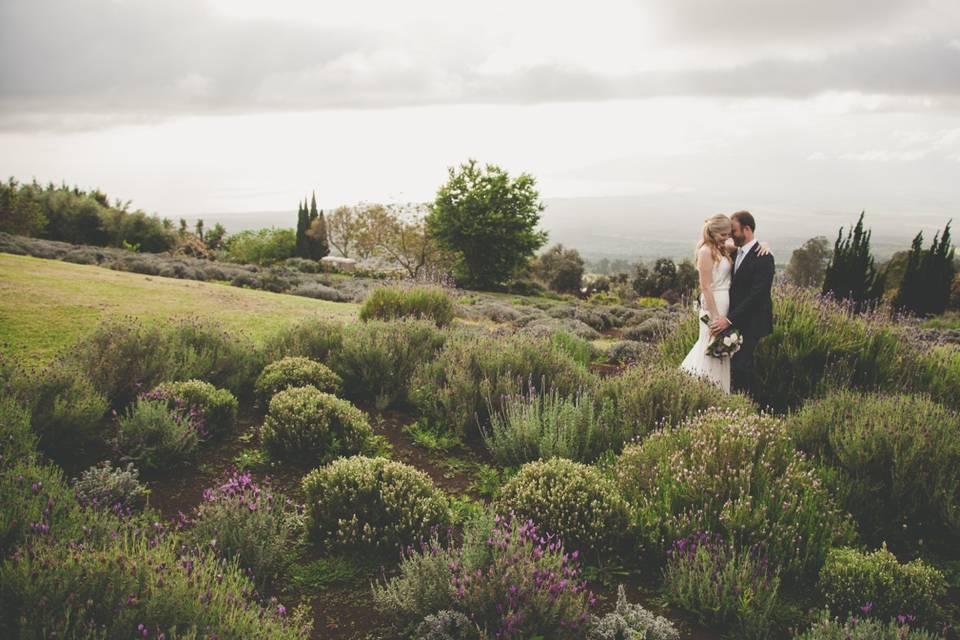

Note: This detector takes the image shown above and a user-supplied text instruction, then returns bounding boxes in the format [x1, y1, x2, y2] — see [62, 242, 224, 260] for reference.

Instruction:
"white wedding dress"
[680, 257, 732, 393]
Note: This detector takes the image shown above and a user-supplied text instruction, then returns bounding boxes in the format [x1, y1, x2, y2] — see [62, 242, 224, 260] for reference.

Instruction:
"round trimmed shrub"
[788, 391, 960, 550]
[261, 386, 373, 463]
[617, 408, 855, 583]
[596, 363, 754, 453]
[72, 461, 149, 513]
[494, 458, 631, 556]
[153, 379, 238, 438]
[818, 546, 948, 627]
[255, 356, 342, 404]
[302, 455, 451, 551]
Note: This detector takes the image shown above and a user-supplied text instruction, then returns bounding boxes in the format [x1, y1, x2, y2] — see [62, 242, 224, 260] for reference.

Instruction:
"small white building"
[321, 256, 357, 272]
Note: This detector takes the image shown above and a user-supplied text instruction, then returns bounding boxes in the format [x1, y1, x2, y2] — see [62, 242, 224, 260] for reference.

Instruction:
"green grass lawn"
[0, 253, 359, 362]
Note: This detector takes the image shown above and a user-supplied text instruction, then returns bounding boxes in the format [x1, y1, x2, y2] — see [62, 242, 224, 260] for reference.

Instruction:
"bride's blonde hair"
[696, 214, 731, 263]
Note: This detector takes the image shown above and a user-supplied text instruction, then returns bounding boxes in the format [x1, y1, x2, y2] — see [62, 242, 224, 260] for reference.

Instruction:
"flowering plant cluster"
[795, 610, 943, 640]
[254, 356, 342, 405]
[617, 408, 855, 583]
[302, 455, 451, 551]
[0, 528, 311, 639]
[495, 458, 631, 557]
[663, 533, 780, 639]
[261, 386, 374, 463]
[190, 471, 302, 588]
[374, 511, 596, 640]
[452, 514, 594, 639]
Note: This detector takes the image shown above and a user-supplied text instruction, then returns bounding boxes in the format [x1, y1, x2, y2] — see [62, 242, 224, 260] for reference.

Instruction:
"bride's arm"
[697, 247, 719, 318]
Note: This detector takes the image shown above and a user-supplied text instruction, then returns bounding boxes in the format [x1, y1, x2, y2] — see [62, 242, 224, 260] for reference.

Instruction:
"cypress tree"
[822, 212, 885, 312]
[893, 222, 955, 316]
[295, 200, 309, 258]
[305, 192, 329, 259]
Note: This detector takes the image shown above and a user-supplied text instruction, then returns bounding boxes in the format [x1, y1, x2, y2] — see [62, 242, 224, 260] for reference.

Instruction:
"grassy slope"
[0, 253, 359, 362]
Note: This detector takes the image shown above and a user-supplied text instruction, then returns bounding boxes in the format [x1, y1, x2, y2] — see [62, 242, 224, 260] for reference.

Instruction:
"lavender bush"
[189, 471, 302, 588]
[114, 392, 205, 470]
[663, 533, 780, 639]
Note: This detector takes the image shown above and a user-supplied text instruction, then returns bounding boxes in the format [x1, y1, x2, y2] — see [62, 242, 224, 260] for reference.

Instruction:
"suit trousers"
[730, 332, 759, 395]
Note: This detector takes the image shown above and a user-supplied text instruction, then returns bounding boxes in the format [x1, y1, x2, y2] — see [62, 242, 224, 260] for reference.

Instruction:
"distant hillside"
[183, 194, 955, 263]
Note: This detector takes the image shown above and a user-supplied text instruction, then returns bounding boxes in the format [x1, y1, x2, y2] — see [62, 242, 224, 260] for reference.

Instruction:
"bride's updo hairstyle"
[696, 214, 731, 263]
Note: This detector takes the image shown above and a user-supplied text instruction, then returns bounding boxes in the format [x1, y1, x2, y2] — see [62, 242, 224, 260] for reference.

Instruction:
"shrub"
[0, 456, 84, 556]
[818, 546, 948, 627]
[596, 363, 753, 453]
[795, 610, 942, 640]
[261, 386, 373, 463]
[373, 536, 459, 622]
[549, 330, 598, 367]
[255, 356, 342, 404]
[114, 394, 204, 470]
[617, 409, 855, 583]
[374, 511, 594, 639]
[588, 584, 679, 640]
[623, 317, 668, 342]
[360, 286, 455, 327]
[494, 458, 630, 556]
[332, 319, 447, 409]
[262, 318, 345, 362]
[604, 340, 648, 364]
[189, 471, 301, 588]
[9, 362, 108, 463]
[153, 379, 238, 438]
[291, 282, 351, 301]
[0, 397, 35, 463]
[662, 534, 780, 639]
[66, 318, 261, 408]
[302, 455, 451, 552]
[482, 385, 602, 465]
[415, 610, 482, 640]
[72, 461, 149, 513]
[0, 530, 310, 639]
[412, 331, 597, 438]
[789, 391, 960, 549]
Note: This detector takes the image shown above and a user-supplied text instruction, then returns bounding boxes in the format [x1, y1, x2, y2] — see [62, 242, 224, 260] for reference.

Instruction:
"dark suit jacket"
[728, 243, 774, 339]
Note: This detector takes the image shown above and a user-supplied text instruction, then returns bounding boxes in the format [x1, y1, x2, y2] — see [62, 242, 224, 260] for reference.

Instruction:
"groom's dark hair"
[731, 210, 756, 232]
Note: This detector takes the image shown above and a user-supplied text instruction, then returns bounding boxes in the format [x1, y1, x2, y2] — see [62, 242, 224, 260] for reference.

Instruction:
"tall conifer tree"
[822, 212, 885, 312]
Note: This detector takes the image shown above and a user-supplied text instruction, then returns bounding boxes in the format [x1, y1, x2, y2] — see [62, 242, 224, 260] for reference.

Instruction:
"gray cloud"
[1, 0, 958, 132]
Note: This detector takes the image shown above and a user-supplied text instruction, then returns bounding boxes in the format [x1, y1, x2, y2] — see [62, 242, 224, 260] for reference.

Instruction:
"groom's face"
[730, 219, 746, 246]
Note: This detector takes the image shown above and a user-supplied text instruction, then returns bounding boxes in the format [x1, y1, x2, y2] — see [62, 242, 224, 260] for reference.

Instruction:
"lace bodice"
[711, 257, 732, 292]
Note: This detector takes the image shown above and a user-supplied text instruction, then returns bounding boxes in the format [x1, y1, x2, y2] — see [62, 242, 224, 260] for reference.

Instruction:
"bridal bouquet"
[700, 314, 743, 358]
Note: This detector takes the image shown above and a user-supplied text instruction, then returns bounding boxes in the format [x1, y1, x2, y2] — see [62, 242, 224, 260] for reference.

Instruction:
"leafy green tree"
[822, 212, 885, 312]
[427, 159, 547, 289]
[534, 243, 585, 294]
[0, 178, 47, 235]
[786, 236, 832, 288]
[675, 258, 699, 299]
[894, 222, 955, 316]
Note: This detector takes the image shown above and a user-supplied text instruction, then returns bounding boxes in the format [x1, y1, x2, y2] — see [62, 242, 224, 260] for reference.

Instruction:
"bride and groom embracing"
[680, 211, 775, 396]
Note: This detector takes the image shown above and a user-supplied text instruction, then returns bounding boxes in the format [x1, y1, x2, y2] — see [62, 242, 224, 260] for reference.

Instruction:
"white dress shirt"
[735, 239, 758, 273]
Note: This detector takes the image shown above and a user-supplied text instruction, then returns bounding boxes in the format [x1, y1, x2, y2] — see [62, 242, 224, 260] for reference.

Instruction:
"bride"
[680, 215, 739, 393]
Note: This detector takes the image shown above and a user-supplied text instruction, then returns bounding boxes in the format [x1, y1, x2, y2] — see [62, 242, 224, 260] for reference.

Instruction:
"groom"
[709, 211, 774, 396]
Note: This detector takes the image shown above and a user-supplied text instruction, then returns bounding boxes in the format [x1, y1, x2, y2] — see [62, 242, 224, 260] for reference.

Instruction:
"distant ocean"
[182, 195, 956, 263]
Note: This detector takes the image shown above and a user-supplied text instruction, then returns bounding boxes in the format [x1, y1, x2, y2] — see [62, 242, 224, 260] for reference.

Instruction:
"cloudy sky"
[1, 0, 959, 244]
